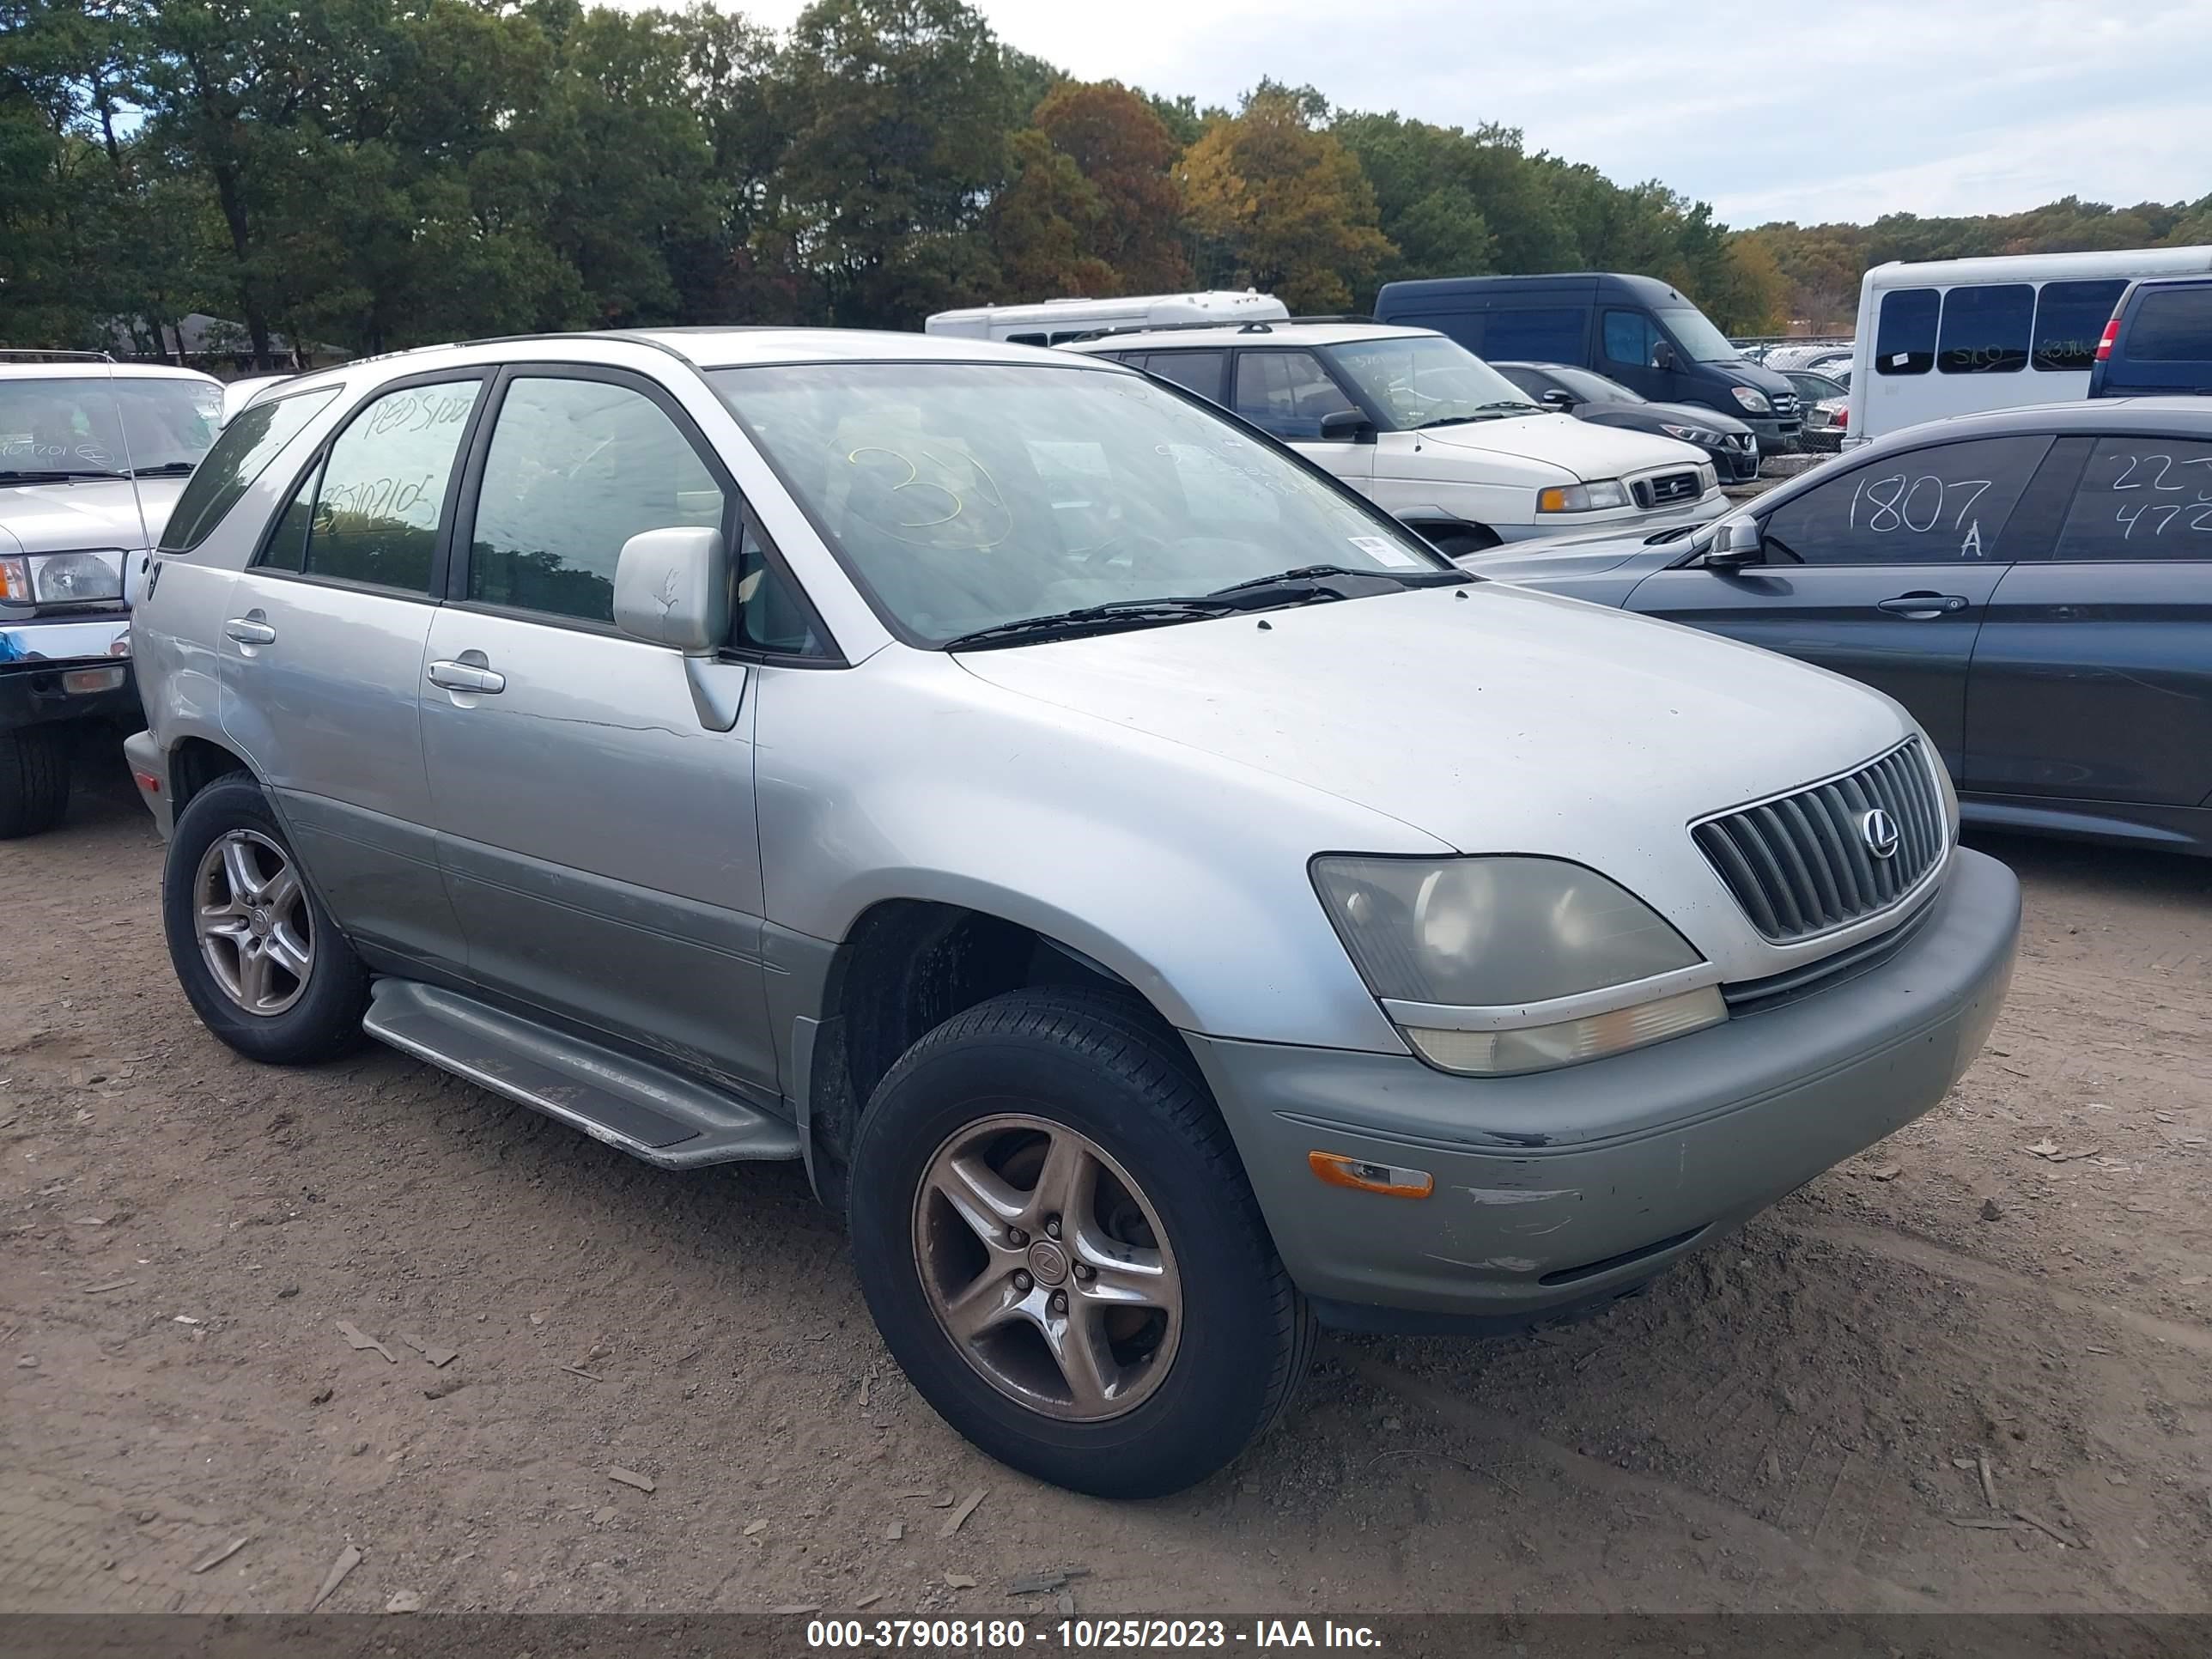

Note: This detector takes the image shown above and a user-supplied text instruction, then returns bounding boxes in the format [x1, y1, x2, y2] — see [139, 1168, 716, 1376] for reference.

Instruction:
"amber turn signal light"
[1308, 1151, 1433, 1199]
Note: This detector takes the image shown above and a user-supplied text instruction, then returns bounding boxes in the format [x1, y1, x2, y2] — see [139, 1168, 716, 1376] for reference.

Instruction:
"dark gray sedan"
[1460, 399, 2212, 855]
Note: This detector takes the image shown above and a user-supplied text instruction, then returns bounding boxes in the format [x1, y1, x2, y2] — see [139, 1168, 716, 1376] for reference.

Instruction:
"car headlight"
[1311, 854, 1726, 1075]
[0, 550, 125, 605]
[1729, 386, 1772, 414]
[1697, 462, 1718, 493]
[1660, 422, 1723, 444]
[1535, 479, 1631, 513]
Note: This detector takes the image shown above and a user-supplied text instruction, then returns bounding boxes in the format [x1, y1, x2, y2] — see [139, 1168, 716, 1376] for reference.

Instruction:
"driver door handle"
[428, 659, 506, 695]
[1876, 592, 1968, 617]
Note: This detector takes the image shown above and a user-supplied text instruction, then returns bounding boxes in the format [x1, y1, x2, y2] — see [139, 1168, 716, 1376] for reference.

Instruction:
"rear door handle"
[222, 616, 276, 645]
[1876, 593, 1969, 616]
[427, 659, 506, 695]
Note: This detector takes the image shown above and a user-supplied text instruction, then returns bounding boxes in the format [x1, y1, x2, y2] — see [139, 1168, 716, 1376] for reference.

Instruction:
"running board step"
[362, 980, 801, 1169]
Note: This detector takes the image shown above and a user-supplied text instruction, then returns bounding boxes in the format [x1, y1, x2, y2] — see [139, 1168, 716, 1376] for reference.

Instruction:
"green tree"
[1180, 86, 1392, 312]
[772, 0, 1015, 326]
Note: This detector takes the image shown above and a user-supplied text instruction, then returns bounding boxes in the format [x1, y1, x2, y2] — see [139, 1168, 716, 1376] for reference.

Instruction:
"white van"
[926, 290, 1287, 346]
[1066, 319, 1722, 551]
[1848, 245, 2212, 447]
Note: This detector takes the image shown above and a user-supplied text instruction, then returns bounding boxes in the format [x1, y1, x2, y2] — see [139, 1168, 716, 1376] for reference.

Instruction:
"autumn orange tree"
[1179, 84, 1394, 313]
[1033, 82, 1191, 294]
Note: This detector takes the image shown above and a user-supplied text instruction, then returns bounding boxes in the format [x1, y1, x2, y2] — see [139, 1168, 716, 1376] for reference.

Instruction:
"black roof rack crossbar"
[1282, 314, 1382, 326]
[1060, 319, 1283, 344]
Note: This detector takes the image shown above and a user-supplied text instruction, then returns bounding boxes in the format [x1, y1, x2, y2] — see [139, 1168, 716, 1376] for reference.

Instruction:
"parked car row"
[120, 326, 2023, 1500]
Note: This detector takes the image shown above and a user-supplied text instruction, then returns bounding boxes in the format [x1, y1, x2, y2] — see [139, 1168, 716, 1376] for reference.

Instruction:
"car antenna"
[103, 357, 155, 580]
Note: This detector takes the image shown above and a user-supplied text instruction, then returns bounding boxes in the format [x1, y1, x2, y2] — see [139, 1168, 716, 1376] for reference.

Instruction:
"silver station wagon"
[127, 329, 2021, 1498]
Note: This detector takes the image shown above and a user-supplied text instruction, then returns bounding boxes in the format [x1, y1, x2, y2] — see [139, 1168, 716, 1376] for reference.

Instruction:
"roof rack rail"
[1060, 319, 1281, 344]
[0, 348, 114, 364]
[1282, 314, 1382, 326]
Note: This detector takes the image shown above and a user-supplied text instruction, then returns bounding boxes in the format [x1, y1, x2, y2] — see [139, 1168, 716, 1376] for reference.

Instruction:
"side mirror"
[1705, 518, 1765, 569]
[614, 526, 729, 653]
[1318, 410, 1376, 445]
[1539, 388, 1577, 410]
[1652, 342, 1677, 371]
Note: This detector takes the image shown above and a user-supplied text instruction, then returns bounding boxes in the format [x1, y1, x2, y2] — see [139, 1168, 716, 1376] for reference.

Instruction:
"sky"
[712, 0, 2212, 228]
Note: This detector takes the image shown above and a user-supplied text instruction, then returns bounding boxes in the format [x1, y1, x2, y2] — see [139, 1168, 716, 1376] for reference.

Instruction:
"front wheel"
[161, 774, 368, 1064]
[848, 989, 1315, 1498]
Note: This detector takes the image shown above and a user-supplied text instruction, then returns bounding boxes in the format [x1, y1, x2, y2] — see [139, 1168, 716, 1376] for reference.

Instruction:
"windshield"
[711, 362, 1446, 647]
[0, 374, 222, 480]
[1655, 307, 1745, 364]
[1552, 366, 1643, 404]
[1321, 335, 1537, 429]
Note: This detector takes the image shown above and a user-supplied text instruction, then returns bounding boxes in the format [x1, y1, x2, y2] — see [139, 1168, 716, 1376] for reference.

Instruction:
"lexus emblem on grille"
[1859, 808, 1902, 860]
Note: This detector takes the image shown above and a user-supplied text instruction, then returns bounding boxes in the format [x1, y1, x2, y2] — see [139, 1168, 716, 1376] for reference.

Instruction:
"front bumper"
[1182, 848, 2020, 1331]
[0, 616, 137, 732]
[1741, 414, 1802, 447]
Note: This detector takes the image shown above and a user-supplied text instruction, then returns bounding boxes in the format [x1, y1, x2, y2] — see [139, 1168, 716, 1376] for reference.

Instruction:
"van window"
[2122, 285, 2212, 361]
[1602, 311, 1661, 368]
[1231, 351, 1358, 440]
[2032, 280, 2128, 371]
[1005, 332, 1047, 346]
[1937, 284, 2032, 374]
[1480, 308, 1584, 362]
[1875, 288, 1939, 376]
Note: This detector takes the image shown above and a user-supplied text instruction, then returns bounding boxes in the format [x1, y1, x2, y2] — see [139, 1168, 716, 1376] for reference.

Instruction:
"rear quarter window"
[2056, 439, 2212, 559]
[160, 386, 339, 553]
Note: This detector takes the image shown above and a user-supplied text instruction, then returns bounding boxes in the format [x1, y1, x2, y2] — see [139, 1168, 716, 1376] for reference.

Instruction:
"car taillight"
[2095, 320, 2119, 362]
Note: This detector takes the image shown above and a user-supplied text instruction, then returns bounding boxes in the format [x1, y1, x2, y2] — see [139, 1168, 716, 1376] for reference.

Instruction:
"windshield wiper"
[942, 598, 1239, 651]
[1208, 562, 1463, 598]
[0, 468, 130, 484]
[128, 460, 198, 477]
[1416, 402, 1538, 428]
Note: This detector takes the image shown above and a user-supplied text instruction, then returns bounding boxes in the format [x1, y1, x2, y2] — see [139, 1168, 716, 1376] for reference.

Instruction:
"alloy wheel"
[912, 1113, 1182, 1422]
[193, 829, 313, 1016]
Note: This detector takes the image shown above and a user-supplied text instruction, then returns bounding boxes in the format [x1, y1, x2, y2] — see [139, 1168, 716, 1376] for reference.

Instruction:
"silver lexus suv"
[127, 330, 2021, 1498]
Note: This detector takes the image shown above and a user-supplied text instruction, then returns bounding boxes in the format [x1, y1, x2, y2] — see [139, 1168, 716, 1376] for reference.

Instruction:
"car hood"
[0, 476, 185, 556]
[953, 582, 1910, 868]
[1413, 410, 1706, 479]
[1584, 400, 1753, 437]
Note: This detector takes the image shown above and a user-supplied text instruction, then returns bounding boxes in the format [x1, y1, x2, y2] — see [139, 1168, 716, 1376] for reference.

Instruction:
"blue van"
[1374, 272, 1802, 451]
[2087, 275, 2212, 398]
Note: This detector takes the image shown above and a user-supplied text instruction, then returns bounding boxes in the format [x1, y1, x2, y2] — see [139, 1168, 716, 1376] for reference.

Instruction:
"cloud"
[639, 0, 2212, 224]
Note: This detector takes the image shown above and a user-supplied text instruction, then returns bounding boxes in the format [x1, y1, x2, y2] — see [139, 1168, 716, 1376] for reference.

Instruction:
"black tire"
[848, 988, 1316, 1498]
[0, 728, 71, 839]
[161, 774, 368, 1065]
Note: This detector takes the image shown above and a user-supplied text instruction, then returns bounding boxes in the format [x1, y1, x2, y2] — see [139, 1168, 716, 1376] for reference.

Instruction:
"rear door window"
[258, 379, 481, 593]
[2053, 438, 2212, 560]
[1139, 350, 1227, 401]
[1875, 288, 1939, 375]
[1759, 434, 2051, 565]
[2032, 280, 2128, 371]
[2122, 286, 2212, 361]
[1937, 284, 2033, 374]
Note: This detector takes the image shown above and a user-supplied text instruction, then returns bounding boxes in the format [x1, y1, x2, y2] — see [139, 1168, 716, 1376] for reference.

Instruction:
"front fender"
[751, 653, 1442, 1052]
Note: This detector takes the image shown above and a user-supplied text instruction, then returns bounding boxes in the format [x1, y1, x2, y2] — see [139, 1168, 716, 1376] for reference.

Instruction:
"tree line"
[5, 0, 2209, 365]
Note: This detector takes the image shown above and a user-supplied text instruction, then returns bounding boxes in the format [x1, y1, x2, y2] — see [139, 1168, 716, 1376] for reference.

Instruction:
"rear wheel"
[161, 774, 368, 1064]
[0, 728, 71, 839]
[848, 989, 1314, 1498]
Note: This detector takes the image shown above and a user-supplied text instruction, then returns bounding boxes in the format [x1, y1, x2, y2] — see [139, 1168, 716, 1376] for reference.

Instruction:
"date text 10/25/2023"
[805, 1617, 1385, 1650]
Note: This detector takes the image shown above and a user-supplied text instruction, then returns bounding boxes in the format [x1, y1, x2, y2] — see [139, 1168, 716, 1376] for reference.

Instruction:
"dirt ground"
[3, 762, 2207, 1620]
